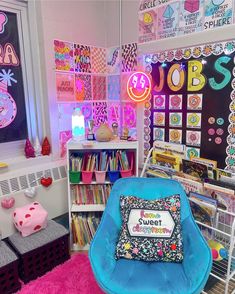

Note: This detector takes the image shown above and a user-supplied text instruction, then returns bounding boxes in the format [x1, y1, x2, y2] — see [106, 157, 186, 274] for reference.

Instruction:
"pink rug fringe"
[17, 254, 104, 294]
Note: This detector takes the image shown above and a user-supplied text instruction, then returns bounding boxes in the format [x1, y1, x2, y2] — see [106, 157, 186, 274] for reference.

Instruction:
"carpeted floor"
[17, 254, 104, 294]
[16, 252, 233, 294]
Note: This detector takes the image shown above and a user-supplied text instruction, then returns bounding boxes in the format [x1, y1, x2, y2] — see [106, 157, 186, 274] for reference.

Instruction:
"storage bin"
[120, 169, 133, 178]
[82, 171, 93, 184]
[108, 171, 120, 183]
[0, 241, 21, 294]
[69, 171, 81, 183]
[95, 171, 106, 183]
[7, 220, 70, 283]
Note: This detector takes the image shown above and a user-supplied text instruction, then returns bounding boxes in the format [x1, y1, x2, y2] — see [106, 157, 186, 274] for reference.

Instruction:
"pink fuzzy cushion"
[13, 202, 48, 237]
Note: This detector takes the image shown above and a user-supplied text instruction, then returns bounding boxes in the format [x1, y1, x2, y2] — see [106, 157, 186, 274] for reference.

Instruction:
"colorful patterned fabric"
[92, 102, 108, 126]
[115, 194, 183, 262]
[76, 74, 92, 100]
[92, 75, 106, 100]
[74, 44, 91, 73]
[91, 47, 106, 73]
[122, 43, 137, 72]
[108, 75, 120, 101]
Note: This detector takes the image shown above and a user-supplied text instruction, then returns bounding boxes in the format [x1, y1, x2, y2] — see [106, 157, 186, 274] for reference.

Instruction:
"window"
[0, 0, 44, 159]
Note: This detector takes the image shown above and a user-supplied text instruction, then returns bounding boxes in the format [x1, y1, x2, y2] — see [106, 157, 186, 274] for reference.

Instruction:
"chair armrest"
[89, 213, 119, 283]
[182, 216, 212, 292]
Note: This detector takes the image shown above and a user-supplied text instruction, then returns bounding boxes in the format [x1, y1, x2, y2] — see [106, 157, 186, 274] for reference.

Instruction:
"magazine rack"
[197, 207, 235, 294]
[141, 145, 235, 294]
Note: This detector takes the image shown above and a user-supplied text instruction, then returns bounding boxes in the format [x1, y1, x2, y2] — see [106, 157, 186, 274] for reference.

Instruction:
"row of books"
[70, 150, 134, 172]
[150, 141, 235, 182]
[71, 184, 112, 205]
[145, 164, 235, 226]
[71, 212, 101, 247]
[189, 191, 235, 239]
[70, 155, 83, 172]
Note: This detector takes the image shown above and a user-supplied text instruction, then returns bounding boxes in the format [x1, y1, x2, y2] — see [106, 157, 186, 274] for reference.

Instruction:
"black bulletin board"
[0, 10, 28, 143]
[143, 42, 235, 169]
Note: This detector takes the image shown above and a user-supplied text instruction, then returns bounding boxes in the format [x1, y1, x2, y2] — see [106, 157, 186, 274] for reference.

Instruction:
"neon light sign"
[127, 71, 151, 102]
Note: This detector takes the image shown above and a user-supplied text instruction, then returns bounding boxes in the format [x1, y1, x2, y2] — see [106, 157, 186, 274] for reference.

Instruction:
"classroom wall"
[35, 0, 108, 159]
[0, 0, 114, 238]
[120, 0, 235, 166]
[105, 0, 120, 48]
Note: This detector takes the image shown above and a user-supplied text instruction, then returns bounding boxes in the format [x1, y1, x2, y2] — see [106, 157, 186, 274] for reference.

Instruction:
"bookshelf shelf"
[70, 180, 112, 185]
[71, 204, 105, 212]
[67, 138, 139, 251]
[72, 243, 90, 251]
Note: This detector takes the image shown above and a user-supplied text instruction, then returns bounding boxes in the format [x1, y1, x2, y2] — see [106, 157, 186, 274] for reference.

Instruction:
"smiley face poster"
[143, 40, 235, 170]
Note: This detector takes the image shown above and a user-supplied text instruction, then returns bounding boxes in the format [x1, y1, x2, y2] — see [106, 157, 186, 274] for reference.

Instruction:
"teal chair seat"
[89, 178, 212, 294]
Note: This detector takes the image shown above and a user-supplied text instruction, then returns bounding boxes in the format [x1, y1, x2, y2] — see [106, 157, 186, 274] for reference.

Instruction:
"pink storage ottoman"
[7, 220, 70, 283]
[13, 202, 48, 237]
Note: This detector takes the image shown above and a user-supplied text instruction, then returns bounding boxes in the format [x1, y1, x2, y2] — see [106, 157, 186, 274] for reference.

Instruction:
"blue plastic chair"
[89, 178, 212, 294]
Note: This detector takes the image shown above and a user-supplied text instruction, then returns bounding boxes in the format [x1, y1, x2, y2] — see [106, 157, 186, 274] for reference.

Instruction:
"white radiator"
[0, 159, 68, 238]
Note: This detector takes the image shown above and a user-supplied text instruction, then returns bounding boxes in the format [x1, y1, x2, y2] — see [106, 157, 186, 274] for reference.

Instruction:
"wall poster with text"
[143, 40, 235, 170]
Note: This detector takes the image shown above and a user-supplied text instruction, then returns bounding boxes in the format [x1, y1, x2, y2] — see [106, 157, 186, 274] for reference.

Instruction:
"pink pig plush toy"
[13, 202, 48, 237]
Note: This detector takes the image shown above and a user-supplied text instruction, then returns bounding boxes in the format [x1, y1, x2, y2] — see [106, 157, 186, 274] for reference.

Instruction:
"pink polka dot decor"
[13, 202, 48, 237]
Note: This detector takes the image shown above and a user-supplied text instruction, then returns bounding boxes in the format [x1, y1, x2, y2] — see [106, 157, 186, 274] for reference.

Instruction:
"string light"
[224, 49, 232, 55]
[145, 55, 152, 64]
[180, 63, 185, 70]
[161, 62, 167, 68]
[201, 59, 207, 65]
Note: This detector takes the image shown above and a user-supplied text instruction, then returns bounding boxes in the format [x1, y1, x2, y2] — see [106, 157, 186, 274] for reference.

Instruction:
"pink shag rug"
[17, 254, 104, 294]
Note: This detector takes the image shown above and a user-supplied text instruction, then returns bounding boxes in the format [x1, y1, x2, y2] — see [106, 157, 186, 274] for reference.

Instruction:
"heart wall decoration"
[24, 187, 37, 198]
[40, 177, 53, 187]
[1, 196, 15, 209]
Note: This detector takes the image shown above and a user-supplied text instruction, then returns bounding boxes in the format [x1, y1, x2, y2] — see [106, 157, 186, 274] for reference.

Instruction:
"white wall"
[105, 0, 120, 47]
[0, 0, 113, 238]
[35, 0, 107, 159]
[121, 0, 139, 44]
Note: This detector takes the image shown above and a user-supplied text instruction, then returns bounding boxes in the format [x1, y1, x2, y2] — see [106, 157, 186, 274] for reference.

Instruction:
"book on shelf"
[172, 175, 203, 194]
[72, 212, 101, 247]
[71, 184, 112, 205]
[191, 157, 217, 169]
[151, 141, 186, 172]
[205, 176, 235, 191]
[145, 164, 176, 178]
[189, 191, 217, 240]
[182, 159, 208, 180]
[146, 169, 171, 179]
[70, 154, 83, 172]
[203, 183, 235, 225]
[153, 140, 186, 159]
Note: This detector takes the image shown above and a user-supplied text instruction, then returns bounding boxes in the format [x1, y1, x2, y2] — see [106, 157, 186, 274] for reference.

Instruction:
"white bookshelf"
[67, 138, 139, 251]
[71, 204, 105, 212]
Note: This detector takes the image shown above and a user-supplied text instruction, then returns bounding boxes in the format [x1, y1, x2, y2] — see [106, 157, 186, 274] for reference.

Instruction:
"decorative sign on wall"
[157, 2, 180, 39]
[56, 73, 75, 102]
[143, 40, 235, 170]
[204, 0, 233, 30]
[178, 0, 204, 35]
[74, 44, 91, 73]
[127, 71, 151, 102]
[139, 9, 157, 43]
[54, 40, 74, 71]
[0, 10, 28, 143]
[55, 40, 138, 157]
[107, 47, 120, 74]
[138, 0, 235, 42]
